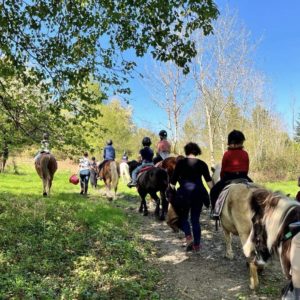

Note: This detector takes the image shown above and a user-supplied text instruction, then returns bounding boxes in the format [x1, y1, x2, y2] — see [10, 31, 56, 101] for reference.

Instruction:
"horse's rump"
[35, 153, 57, 179]
[221, 183, 259, 233]
[137, 167, 168, 191]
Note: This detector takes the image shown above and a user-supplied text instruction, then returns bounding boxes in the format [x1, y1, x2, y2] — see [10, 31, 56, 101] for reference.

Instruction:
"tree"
[296, 113, 300, 143]
[143, 62, 193, 153]
[191, 9, 263, 165]
[0, 1, 219, 122]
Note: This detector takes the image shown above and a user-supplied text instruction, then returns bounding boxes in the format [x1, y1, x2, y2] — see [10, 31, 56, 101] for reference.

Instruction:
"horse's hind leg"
[160, 190, 168, 221]
[138, 190, 148, 215]
[223, 228, 234, 259]
[150, 192, 160, 218]
[42, 177, 47, 196]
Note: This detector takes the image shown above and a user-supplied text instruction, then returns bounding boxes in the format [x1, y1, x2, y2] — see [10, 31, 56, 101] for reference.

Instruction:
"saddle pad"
[140, 166, 154, 173]
[136, 166, 154, 182]
[213, 184, 232, 217]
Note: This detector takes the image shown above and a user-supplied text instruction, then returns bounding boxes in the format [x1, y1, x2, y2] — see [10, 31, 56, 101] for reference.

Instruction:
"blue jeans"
[80, 169, 90, 193]
[131, 162, 153, 183]
[180, 201, 203, 246]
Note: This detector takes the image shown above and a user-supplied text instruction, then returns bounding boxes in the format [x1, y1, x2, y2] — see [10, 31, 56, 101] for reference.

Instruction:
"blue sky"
[125, 0, 300, 135]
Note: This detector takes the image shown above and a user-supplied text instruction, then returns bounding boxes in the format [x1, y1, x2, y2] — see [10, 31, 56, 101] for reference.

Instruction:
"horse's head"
[243, 189, 278, 264]
[127, 160, 140, 177]
[211, 164, 221, 185]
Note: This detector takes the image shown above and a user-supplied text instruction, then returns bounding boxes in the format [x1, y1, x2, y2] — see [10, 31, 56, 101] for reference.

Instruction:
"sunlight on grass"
[0, 163, 161, 299]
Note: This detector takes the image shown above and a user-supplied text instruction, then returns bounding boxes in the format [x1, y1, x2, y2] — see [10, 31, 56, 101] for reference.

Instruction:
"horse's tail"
[110, 161, 119, 193]
[40, 154, 51, 180]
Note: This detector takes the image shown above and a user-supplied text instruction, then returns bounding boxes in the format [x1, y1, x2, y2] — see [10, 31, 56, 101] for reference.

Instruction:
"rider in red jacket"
[210, 130, 252, 212]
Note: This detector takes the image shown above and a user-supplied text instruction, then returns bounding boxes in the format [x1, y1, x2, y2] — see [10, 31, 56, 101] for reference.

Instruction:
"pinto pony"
[244, 189, 300, 297]
[128, 161, 169, 220]
[98, 160, 119, 200]
[35, 153, 57, 196]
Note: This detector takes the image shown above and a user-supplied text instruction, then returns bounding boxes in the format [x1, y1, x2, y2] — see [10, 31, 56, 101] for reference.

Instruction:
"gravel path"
[134, 202, 285, 300]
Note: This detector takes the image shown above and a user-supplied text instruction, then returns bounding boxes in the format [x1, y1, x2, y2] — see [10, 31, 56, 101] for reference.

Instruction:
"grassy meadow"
[0, 161, 161, 299]
[0, 159, 299, 299]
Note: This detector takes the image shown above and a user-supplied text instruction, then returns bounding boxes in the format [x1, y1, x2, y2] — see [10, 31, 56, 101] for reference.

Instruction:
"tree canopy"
[0, 0, 219, 114]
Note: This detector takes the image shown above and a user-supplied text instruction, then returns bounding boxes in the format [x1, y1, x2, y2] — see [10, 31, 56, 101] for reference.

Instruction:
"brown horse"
[98, 160, 119, 200]
[155, 155, 184, 179]
[35, 153, 57, 196]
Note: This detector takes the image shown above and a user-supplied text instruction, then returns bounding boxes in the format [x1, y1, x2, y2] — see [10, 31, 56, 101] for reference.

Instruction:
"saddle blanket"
[136, 166, 154, 181]
[213, 185, 232, 217]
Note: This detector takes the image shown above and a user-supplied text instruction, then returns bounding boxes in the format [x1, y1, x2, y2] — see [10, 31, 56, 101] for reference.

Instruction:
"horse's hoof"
[143, 211, 148, 216]
[43, 192, 47, 197]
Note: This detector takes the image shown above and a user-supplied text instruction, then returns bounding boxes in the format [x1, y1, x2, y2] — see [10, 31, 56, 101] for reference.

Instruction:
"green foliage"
[0, 163, 161, 299]
[0, 0, 219, 107]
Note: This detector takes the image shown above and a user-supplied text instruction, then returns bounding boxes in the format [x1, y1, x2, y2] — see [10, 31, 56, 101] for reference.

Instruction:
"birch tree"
[191, 9, 264, 165]
[143, 62, 193, 153]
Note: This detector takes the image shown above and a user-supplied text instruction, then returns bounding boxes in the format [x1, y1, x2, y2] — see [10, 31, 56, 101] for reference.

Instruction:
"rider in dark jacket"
[127, 137, 154, 187]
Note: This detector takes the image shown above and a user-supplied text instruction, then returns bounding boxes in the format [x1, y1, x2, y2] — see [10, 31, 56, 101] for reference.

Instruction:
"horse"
[243, 189, 300, 298]
[211, 168, 262, 289]
[119, 161, 130, 183]
[35, 153, 57, 196]
[98, 160, 119, 200]
[155, 155, 185, 179]
[127, 160, 169, 220]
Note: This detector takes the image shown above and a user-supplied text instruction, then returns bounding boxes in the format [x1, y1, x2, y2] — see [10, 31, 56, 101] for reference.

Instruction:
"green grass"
[0, 163, 161, 299]
[264, 180, 299, 198]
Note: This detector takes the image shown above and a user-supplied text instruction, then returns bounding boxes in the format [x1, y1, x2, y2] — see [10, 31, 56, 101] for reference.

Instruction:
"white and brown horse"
[243, 189, 300, 298]
[98, 160, 119, 200]
[35, 153, 57, 196]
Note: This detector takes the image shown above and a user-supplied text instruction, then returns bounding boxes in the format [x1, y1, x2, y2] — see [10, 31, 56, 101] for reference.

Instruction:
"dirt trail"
[134, 203, 285, 300]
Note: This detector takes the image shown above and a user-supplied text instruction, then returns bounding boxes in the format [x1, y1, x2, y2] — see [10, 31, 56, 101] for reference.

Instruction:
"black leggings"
[210, 173, 252, 210]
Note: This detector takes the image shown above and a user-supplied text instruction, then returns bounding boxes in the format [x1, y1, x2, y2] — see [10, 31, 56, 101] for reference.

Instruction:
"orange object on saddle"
[69, 174, 79, 185]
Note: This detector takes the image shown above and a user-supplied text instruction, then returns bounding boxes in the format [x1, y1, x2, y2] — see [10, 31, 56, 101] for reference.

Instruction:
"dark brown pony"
[35, 153, 57, 196]
[127, 161, 169, 220]
[155, 155, 184, 179]
[98, 160, 119, 200]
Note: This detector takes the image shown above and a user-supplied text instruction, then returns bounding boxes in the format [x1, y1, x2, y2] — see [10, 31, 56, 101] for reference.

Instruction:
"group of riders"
[36, 129, 252, 253]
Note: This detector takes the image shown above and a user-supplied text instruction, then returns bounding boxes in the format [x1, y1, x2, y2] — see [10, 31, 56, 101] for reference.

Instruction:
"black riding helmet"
[106, 139, 113, 145]
[142, 137, 151, 146]
[227, 130, 245, 145]
[159, 130, 167, 138]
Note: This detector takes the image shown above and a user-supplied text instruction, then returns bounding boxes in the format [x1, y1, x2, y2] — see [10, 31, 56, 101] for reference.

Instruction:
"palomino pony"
[98, 160, 119, 200]
[212, 167, 262, 289]
[244, 189, 300, 298]
[35, 153, 57, 196]
[128, 161, 169, 220]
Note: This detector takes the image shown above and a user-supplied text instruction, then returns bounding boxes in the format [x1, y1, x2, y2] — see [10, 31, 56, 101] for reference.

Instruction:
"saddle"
[137, 166, 154, 180]
[225, 178, 249, 185]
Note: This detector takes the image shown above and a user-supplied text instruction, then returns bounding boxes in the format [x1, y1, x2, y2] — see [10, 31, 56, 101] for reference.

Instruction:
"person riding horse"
[127, 137, 154, 187]
[34, 133, 50, 162]
[98, 139, 115, 180]
[153, 130, 171, 164]
[210, 130, 252, 213]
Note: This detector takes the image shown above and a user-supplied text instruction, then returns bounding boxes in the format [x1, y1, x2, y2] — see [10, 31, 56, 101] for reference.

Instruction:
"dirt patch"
[125, 199, 286, 300]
